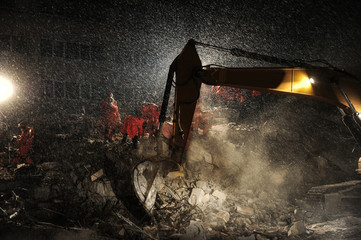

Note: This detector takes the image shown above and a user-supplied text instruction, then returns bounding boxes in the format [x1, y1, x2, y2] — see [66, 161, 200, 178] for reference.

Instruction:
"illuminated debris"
[216, 210, 230, 223]
[258, 191, 268, 200]
[196, 180, 211, 193]
[237, 235, 256, 240]
[287, 221, 307, 236]
[166, 171, 184, 179]
[236, 206, 255, 216]
[180, 220, 206, 240]
[91, 169, 104, 181]
[90, 180, 116, 200]
[188, 188, 205, 206]
[212, 189, 227, 201]
[293, 208, 305, 221]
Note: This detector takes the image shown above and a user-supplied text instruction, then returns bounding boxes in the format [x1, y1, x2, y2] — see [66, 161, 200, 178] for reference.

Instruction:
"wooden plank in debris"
[91, 169, 104, 181]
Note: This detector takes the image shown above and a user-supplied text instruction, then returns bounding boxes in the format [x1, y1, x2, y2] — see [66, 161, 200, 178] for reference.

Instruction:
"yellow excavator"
[131, 39, 361, 221]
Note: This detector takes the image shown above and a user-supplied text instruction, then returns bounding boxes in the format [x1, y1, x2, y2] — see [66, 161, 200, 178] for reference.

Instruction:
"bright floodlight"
[0, 76, 14, 102]
[309, 78, 315, 84]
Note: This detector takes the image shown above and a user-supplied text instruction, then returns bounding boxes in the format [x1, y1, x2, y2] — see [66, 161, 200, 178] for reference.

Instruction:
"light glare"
[0, 76, 14, 102]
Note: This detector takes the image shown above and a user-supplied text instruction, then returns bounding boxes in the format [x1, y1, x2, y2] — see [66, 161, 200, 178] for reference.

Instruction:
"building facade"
[0, 1, 149, 126]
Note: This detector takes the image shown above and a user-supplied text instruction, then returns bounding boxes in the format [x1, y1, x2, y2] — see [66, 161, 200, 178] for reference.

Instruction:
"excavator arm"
[159, 39, 361, 164]
[131, 39, 361, 222]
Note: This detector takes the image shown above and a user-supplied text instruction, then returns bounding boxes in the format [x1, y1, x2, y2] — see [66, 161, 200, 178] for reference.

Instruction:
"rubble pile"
[153, 175, 296, 239]
[1, 96, 361, 239]
[0, 138, 148, 239]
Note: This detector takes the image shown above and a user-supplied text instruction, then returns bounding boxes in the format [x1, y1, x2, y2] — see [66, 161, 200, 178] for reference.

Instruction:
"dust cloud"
[186, 124, 304, 204]
[184, 93, 343, 204]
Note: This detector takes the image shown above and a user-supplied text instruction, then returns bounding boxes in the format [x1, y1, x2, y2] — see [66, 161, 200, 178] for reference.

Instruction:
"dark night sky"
[100, 0, 361, 91]
[2, 0, 361, 101]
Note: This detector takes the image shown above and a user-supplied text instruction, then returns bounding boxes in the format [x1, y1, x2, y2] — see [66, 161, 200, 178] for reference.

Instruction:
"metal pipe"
[335, 80, 358, 114]
[158, 57, 177, 131]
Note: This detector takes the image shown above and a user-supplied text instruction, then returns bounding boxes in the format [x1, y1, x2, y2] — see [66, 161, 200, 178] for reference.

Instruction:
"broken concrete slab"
[99, 181, 115, 198]
[189, 188, 205, 206]
[216, 210, 230, 223]
[181, 220, 206, 240]
[288, 221, 307, 236]
[236, 206, 254, 216]
[196, 180, 208, 191]
[212, 190, 226, 201]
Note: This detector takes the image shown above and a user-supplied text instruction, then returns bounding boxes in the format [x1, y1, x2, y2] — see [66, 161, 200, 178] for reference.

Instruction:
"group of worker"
[100, 92, 161, 148]
[9, 91, 211, 166]
[100, 92, 212, 149]
[210, 86, 262, 105]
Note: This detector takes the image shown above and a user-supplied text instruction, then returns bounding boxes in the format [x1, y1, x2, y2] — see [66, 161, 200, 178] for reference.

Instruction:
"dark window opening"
[12, 36, 28, 54]
[80, 44, 90, 61]
[66, 82, 79, 99]
[80, 83, 91, 99]
[66, 42, 79, 59]
[93, 85, 107, 100]
[53, 41, 64, 57]
[38, 0, 56, 14]
[40, 39, 52, 56]
[26, 81, 42, 98]
[0, 35, 11, 51]
[42, 81, 54, 98]
[54, 81, 64, 98]
[91, 45, 105, 61]
[0, 0, 16, 9]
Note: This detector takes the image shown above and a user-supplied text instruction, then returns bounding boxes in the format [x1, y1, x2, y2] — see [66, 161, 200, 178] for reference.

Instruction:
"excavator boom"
[160, 39, 361, 162]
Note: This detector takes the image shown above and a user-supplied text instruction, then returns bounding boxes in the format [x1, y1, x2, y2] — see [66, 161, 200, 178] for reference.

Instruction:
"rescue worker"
[192, 101, 211, 136]
[12, 121, 35, 165]
[101, 92, 121, 142]
[160, 116, 173, 140]
[121, 114, 146, 149]
[141, 102, 160, 136]
[252, 90, 262, 97]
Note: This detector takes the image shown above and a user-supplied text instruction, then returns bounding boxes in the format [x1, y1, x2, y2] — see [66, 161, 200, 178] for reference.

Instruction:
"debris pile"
[1, 97, 361, 239]
[153, 174, 296, 239]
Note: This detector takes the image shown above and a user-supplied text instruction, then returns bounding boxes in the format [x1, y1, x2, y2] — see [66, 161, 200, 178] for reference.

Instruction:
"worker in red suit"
[252, 90, 262, 97]
[141, 102, 160, 136]
[12, 121, 35, 165]
[192, 102, 211, 136]
[121, 114, 146, 148]
[101, 92, 121, 142]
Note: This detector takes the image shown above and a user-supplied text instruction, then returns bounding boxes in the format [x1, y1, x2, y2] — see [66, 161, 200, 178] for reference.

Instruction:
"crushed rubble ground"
[1, 95, 361, 239]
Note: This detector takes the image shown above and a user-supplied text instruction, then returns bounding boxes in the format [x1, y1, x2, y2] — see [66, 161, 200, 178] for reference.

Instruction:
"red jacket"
[16, 126, 35, 158]
[101, 98, 121, 128]
[141, 103, 160, 135]
[121, 115, 144, 138]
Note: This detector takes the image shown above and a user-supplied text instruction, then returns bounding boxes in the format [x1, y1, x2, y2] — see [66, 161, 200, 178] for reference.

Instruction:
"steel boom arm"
[160, 40, 361, 163]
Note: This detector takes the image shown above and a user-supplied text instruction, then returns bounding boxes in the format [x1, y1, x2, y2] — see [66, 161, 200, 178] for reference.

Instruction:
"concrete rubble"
[1, 101, 361, 239]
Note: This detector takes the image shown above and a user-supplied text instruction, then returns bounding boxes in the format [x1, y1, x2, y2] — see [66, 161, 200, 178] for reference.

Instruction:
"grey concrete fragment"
[181, 220, 206, 240]
[236, 205, 254, 216]
[212, 190, 226, 201]
[288, 221, 307, 236]
[189, 188, 205, 206]
[217, 210, 230, 223]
